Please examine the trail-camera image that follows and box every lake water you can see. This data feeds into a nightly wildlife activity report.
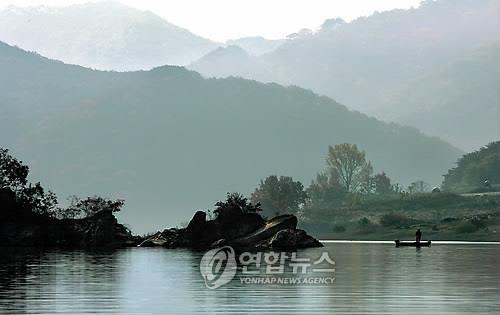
[1,242,499,314]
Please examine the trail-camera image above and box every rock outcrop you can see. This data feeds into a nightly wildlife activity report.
[139,209,322,251]
[0,188,135,248]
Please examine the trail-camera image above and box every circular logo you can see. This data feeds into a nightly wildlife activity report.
[200,246,237,289]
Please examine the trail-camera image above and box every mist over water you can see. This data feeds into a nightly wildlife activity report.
[1,243,499,314]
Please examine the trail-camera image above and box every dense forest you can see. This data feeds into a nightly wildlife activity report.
[443,141,500,193]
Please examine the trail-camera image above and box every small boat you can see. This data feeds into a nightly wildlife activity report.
[394,240,431,247]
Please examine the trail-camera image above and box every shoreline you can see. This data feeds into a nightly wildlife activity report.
[320,240,500,244]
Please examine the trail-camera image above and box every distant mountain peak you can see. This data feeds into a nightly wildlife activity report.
[0,2,218,70]
[211,45,250,57]
[225,37,287,56]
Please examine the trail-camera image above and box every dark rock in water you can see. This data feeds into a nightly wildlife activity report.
[266,228,323,250]
[215,208,265,240]
[139,228,189,248]
[210,238,228,248]
[140,211,321,251]
[186,210,207,231]
[184,211,219,249]
[230,215,298,248]
[60,210,135,247]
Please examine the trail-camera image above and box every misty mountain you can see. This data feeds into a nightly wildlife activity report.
[192,45,268,80]
[190,0,500,150]
[225,36,286,56]
[382,41,500,150]
[0,41,462,233]
[0,1,218,70]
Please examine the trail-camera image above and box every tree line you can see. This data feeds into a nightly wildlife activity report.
[250,143,433,218]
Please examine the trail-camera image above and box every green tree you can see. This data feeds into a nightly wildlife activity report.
[214,192,262,218]
[326,143,369,192]
[0,148,29,192]
[0,148,57,215]
[251,175,308,216]
[60,195,124,219]
[442,141,500,192]
[357,161,374,194]
[373,172,393,195]
[18,182,58,216]
[306,172,345,206]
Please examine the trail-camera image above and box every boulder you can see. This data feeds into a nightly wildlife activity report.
[139,228,187,248]
[184,211,220,249]
[265,228,323,250]
[56,210,135,247]
[230,215,322,250]
[230,214,298,249]
[215,207,265,240]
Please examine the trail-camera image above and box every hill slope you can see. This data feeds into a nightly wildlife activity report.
[0,42,462,233]
[225,37,286,56]
[190,0,500,150]
[0,2,218,70]
[382,42,500,150]
[443,141,500,193]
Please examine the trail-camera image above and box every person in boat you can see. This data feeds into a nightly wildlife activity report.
[416,229,422,243]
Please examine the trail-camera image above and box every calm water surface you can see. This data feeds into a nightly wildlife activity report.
[1,243,499,314]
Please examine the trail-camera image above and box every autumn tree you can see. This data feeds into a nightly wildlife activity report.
[326,143,370,193]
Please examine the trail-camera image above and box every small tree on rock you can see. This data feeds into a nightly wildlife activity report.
[59,195,124,219]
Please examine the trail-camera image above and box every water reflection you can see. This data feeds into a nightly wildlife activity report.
[0,243,499,314]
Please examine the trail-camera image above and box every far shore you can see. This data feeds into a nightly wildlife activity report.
[320,240,500,244]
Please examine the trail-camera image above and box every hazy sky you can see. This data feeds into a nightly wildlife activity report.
[0,0,422,41]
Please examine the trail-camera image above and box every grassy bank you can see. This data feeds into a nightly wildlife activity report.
[301,193,500,241]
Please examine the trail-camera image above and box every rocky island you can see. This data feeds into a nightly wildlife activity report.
[139,193,322,250]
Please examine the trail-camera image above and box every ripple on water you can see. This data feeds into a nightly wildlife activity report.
[0,244,499,314]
